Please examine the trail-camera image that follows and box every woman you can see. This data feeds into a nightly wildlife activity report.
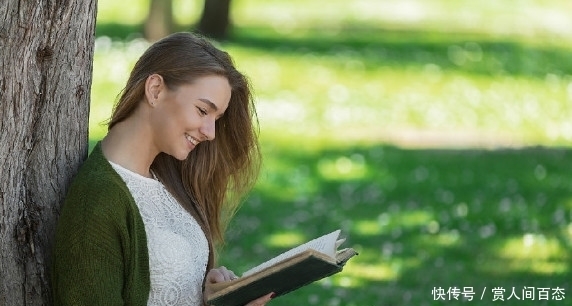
[51,32,273,306]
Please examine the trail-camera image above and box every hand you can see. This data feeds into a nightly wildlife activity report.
[245,292,274,306]
[205,266,239,284]
[204,267,274,305]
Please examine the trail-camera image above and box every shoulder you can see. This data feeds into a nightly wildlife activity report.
[61,142,136,227]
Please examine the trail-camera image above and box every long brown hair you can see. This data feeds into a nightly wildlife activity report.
[108,32,261,270]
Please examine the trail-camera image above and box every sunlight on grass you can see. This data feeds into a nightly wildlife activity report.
[96,0,208,26]
[354,219,382,236]
[97,0,148,24]
[388,210,435,229]
[225,44,572,145]
[89,35,572,146]
[434,230,462,247]
[90,37,147,141]
[565,198,572,209]
[97,0,572,45]
[264,232,306,248]
[485,234,569,275]
[566,223,572,241]
[499,234,567,260]
[415,230,463,249]
[339,261,398,283]
[234,0,572,42]
[172,0,202,25]
[317,155,367,180]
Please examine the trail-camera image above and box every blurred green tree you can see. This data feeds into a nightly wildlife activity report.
[143,0,233,41]
[144,0,174,42]
[197,0,232,39]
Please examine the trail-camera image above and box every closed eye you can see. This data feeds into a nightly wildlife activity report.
[197,106,208,116]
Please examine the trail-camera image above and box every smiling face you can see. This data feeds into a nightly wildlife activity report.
[147,74,231,160]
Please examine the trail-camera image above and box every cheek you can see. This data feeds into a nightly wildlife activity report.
[158,102,184,126]
[180,108,202,128]
[150,108,179,141]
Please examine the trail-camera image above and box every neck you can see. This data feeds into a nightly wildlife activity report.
[101,115,158,179]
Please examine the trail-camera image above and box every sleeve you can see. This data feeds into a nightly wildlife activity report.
[52,189,128,306]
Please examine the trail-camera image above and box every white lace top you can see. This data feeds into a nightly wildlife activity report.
[110,161,209,306]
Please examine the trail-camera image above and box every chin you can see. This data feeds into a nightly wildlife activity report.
[168,149,191,161]
[172,155,186,161]
[175,152,191,161]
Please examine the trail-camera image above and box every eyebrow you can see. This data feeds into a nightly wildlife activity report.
[198,98,218,112]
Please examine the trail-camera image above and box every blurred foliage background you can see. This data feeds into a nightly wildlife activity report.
[92,0,572,305]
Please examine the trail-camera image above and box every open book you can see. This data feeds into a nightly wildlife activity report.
[206,230,358,306]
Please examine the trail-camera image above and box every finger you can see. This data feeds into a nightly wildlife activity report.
[245,292,274,306]
[218,266,234,281]
[230,270,239,280]
[211,266,238,282]
[220,267,239,281]
[205,269,225,284]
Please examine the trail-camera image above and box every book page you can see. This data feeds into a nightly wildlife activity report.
[242,230,341,277]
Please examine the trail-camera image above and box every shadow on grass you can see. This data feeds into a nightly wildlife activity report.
[221,142,572,306]
[228,25,572,79]
[95,22,572,79]
[95,23,145,40]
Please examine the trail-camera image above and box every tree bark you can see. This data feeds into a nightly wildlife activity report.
[197,0,232,40]
[0,0,96,305]
[144,0,174,42]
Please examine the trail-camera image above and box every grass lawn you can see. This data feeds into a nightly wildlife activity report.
[92,0,572,305]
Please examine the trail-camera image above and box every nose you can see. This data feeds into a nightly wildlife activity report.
[200,118,216,141]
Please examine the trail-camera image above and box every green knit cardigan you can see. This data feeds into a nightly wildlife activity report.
[51,142,150,305]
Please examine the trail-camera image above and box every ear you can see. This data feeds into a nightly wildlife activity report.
[144,74,164,107]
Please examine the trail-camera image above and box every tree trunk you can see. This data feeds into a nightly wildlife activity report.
[0,0,96,305]
[144,0,174,42]
[197,0,232,40]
